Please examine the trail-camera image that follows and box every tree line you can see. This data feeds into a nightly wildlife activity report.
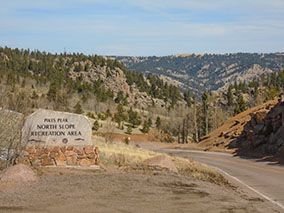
[0,47,186,112]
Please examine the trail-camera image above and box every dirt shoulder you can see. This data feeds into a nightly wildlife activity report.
[0,167,280,213]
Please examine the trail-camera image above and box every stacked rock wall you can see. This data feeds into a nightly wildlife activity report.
[21,145,99,167]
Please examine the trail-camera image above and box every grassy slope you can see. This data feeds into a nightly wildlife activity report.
[92,135,228,185]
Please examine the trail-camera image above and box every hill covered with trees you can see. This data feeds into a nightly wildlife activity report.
[0,47,184,114]
[1,47,284,145]
[114,53,284,94]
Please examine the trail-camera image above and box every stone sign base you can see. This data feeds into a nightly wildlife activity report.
[20,145,99,167]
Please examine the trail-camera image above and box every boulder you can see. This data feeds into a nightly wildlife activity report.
[143,155,178,173]
[0,164,38,183]
[21,109,92,147]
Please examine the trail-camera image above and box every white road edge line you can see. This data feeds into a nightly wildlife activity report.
[211,166,284,211]
[155,148,284,209]
[165,149,233,156]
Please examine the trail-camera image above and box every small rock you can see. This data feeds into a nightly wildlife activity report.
[66,151,77,157]
[27,146,35,154]
[84,146,94,155]
[55,159,67,166]
[67,146,74,151]
[78,158,94,166]
[54,152,66,161]
[42,158,55,166]
[66,156,77,165]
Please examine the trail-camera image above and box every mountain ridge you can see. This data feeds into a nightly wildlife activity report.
[113,53,284,94]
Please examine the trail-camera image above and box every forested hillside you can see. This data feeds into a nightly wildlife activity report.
[0,47,183,114]
[115,53,284,93]
[1,47,284,144]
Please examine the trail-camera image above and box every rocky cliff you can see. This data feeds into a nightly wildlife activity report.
[238,93,284,160]
[199,94,284,162]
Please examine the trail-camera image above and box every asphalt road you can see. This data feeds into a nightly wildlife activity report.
[156,148,284,211]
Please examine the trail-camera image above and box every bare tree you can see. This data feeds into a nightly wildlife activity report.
[104,118,116,143]
[0,108,24,168]
[192,94,199,143]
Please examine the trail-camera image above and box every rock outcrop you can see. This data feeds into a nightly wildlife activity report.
[199,93,284,162]
[238,93,284,159]
[199,99,277,151]
[70,63,166,109]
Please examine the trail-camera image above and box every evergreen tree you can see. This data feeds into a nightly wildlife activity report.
[183,90,192,107]
[141,120,150,134]
[155,116,161,130]
[105,109,112,118]
[226,84,234,107]
[47,81,59,102]
[92,120,99,131]
[234,94,246,115]
[253,85,259,101]
[113,104,126,128]
[74,101,83,114]
[192,94,199,143]
[126,126,132,135]
[127,107,141,128]
[147,118,152,127]
[265,85,278,100]
[200,90,212,137]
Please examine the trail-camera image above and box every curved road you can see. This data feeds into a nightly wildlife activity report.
[149,147,284,211]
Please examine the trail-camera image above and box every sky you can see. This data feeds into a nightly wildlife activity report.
[0,0,284,56]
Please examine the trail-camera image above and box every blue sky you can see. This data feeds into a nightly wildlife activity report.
[1,0,284,56]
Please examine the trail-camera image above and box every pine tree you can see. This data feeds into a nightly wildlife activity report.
[192,94,199,143]
[234,94,246,115]
[114,104,126,128]
[74,101,83,114]
[155,116,161,130]
[147,118,152,127]
[141,120,150,134]
[47,81,59,102]
[227,84,234,107]
[265,85,278,100]
[200,90,212,137]
[183,90,192,107]
[253,85,259,101]
[127,107,141,128]
[92,120,99,131]
[126,126,132,135]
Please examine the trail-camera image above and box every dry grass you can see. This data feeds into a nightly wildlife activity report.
[92,136,159,167]
[92,135,228,185]
[173,157,228,186]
